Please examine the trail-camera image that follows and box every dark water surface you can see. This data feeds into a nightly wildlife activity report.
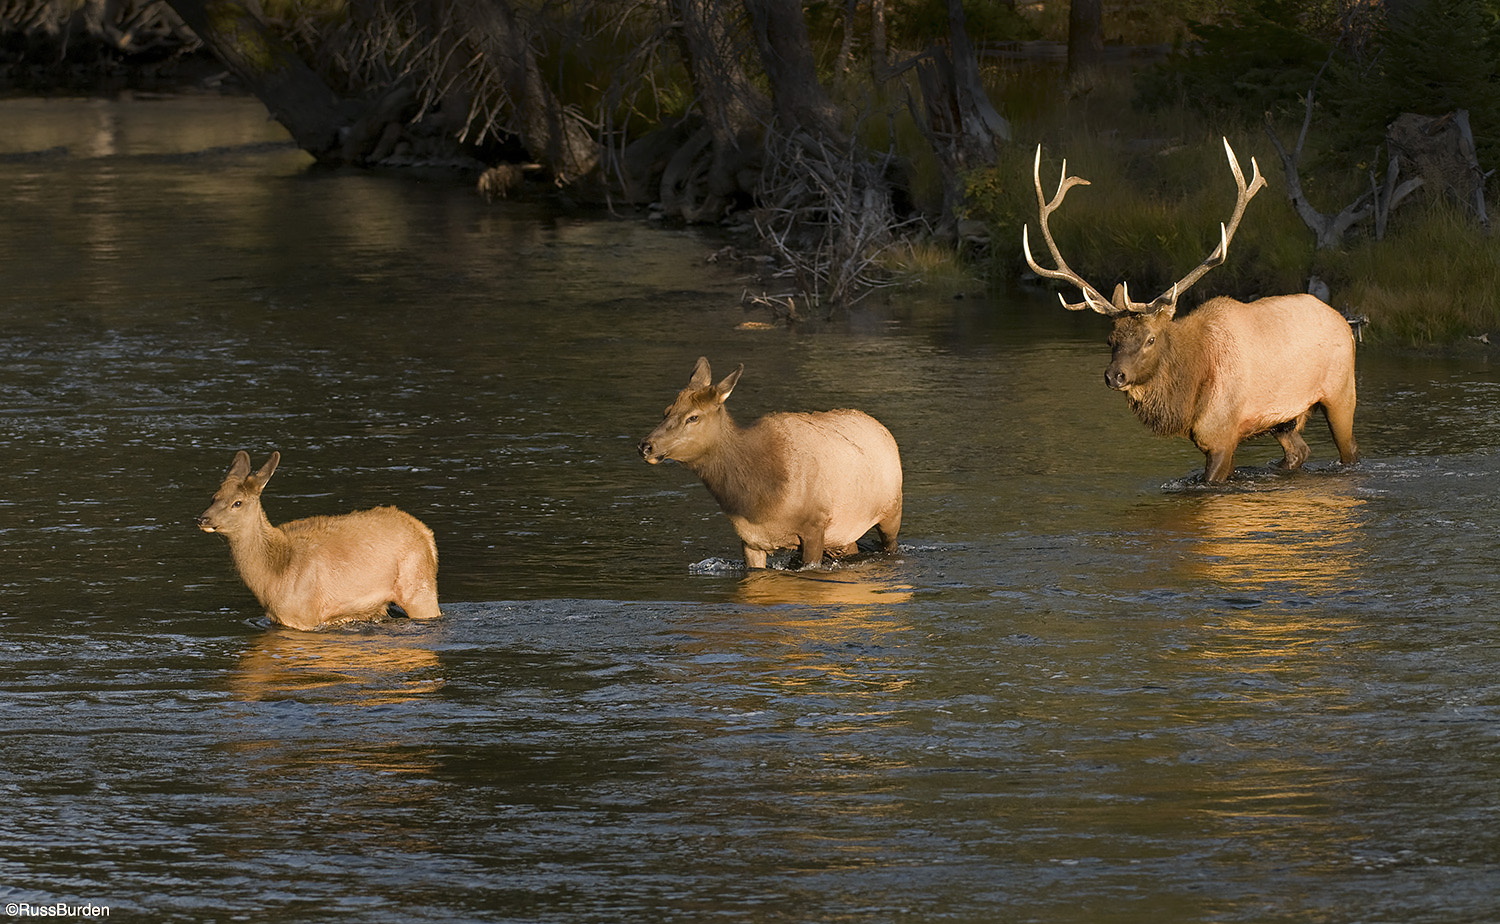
[1,96,1498,923]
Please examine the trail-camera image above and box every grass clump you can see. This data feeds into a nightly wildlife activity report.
[951,55,1497,349]
[1321,203,1500,347]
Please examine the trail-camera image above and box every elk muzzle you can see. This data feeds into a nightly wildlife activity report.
[1104,364,1129,390]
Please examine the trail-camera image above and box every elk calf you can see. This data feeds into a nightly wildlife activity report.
[639,357,903,568]
[1023,138,1359,482]
[198,451,440,630]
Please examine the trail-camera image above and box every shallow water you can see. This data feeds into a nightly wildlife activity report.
[1,95,1498,922]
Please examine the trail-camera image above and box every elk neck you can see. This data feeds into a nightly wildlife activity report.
[1122,324,1203,438]
[685,413,786,519]
[221,507,295,595]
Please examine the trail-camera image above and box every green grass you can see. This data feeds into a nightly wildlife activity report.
[953,62,1500,348]
[1320,202,1500,346]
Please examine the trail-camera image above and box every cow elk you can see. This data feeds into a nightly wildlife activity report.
[1022,138,1359,483]
[638,357,903,568]
[198,451,440,630]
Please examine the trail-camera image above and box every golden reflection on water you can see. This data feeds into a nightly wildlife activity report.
[734,567,915,607]
[229,627,443,705]
[661,567,921,705]
[1167,478,1369,595]
[223,629,444,780]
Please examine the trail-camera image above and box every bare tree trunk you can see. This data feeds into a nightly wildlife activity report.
[1388,109,1489,229]
[1263,64,1422,249]
[910,0,1010,230]
[742,0,839,138]
[836,0,857,82]
[945,0,1009,156]
[869,0,889,81]
[668,0,770,217]
[734,0,906,313]
[1264,109,1374,250]
[445,0,597,181]
[1067,0,1104,79]
[164,0,347,160]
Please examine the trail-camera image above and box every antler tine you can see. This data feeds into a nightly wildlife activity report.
[1022,145,1119,315]
[1146,137,1268,315]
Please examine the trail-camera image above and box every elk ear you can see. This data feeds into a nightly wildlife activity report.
[715,364,743,403]
[252,451,280,487]
[688,356,713,389]
[227,450,252,479]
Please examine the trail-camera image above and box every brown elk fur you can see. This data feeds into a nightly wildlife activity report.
[1105,295,1359,482]
[639,357,903,568]
[1024,139,1360,483]
[198,451,440,630]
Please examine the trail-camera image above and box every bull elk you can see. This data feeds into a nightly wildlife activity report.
[1022,138,1359,483]
[197,451,440,630]
[638,357,903,568]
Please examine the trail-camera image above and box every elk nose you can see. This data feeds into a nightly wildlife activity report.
[637,439,653,458]
[1104,368,1127,389]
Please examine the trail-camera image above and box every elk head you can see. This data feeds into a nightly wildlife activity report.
[638,357,743,465]
[198,450,279,534]
[1022,138,1266,389]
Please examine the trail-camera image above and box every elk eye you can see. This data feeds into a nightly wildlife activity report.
[232,500,242,508]
[1146,336,1156,346]
[685,413,700,424]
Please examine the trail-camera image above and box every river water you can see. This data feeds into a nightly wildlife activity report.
[1,95,1497,923]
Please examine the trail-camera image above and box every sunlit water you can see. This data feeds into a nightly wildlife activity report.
[1,95,1498,923]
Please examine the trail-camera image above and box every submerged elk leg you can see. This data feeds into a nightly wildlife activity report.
[1272,414,1312,470]
[875,504,902,554]
[743,545,769,570]
[796,511,834,568]
[1203,445,1238,483]
[1323,399,1360,465]
[797,531,827,569]
[397,580,441,621]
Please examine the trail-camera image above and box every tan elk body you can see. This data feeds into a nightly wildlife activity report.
[1024,139,1359,482]
[639,357,903,568]
[198,451,440,630]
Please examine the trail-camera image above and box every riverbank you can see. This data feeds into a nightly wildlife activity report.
[4,29,1494,351]
[943,65,1500,352]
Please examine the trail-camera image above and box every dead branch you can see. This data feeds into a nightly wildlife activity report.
[1261,59,1377,250]
[751,125,916,313]
[1369,144,1424,241]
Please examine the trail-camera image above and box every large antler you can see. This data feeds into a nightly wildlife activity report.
[1022,138,1267,317]
[1021,147,1118,315]
[1147,137,1267,316]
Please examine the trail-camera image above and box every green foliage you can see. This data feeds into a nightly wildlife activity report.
[1134,0,1337,119]
[1318,201,1500,346]
[1022,0,1230,46]
[885,0,1040,47]
[1330,0,1500,166]
[1139,0,1500,164]
[261,0,347,22]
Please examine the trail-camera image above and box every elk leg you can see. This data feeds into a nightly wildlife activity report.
[875,504,902,553]
[399,585,441,621]
[1204,446,1237,483]
[395,557,441,620]
[1323,400,1360,464]
[797,532,826,569]
[743,545,768,570]
[1272,417,1311,470]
